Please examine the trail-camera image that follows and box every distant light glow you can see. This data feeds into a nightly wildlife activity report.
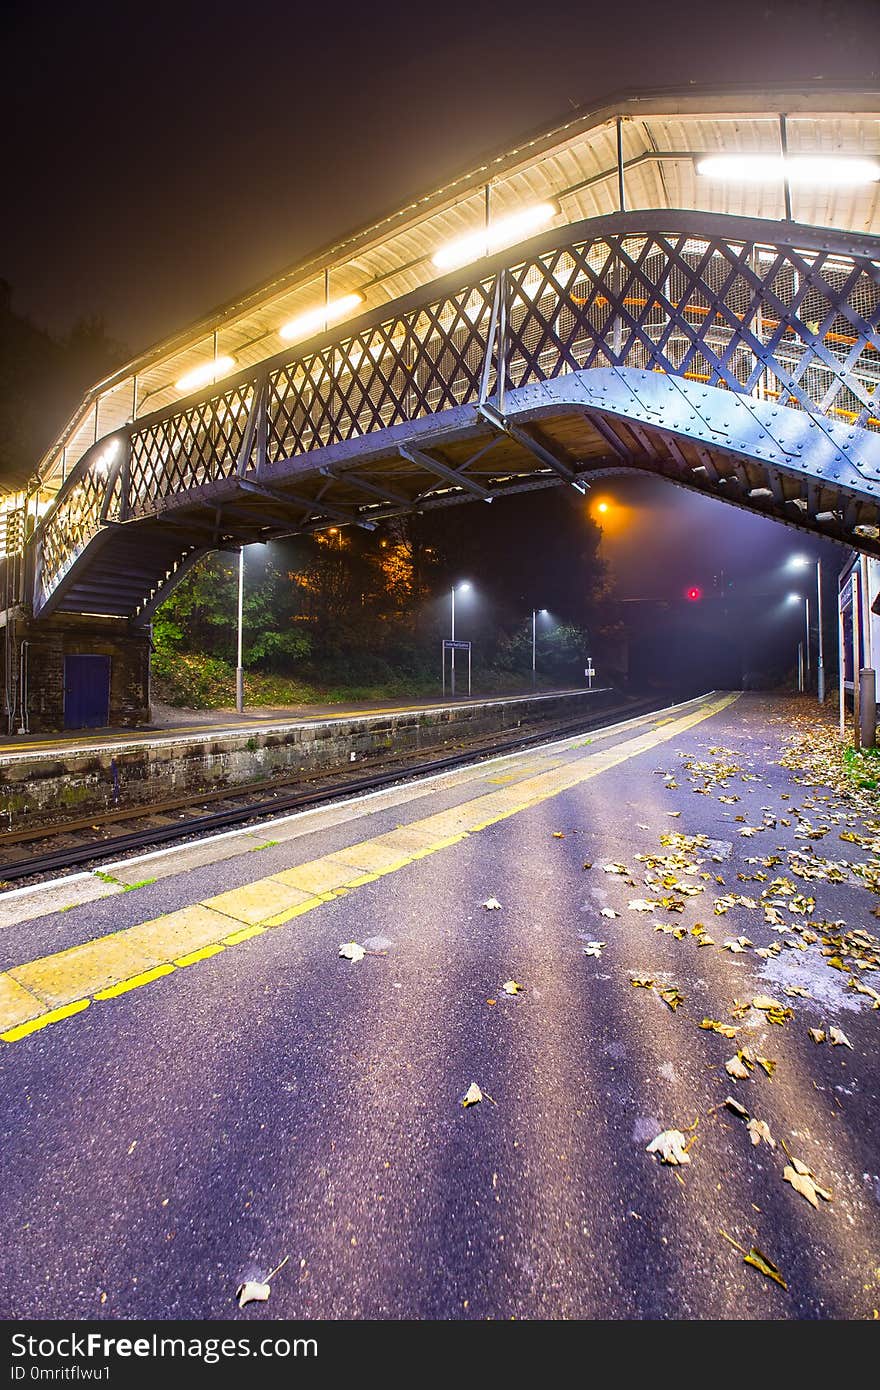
[597,501,609,514]
[696,154,880,187]
[789,554,810,569]
[279,293,363,342]
[175,356,237,392]
[456,581,472,593]
[432,203,557,271]
[92,436,122,475]
[686,586,702,602]
[788,592,804,603]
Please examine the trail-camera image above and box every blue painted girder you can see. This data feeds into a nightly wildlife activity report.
[40,367,880,624]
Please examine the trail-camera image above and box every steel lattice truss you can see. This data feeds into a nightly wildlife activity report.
[30,210,880,620]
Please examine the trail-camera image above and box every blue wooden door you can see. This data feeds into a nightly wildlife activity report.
[64,654,111,729]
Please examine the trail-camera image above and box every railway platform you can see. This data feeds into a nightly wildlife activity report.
[0,686,618,839]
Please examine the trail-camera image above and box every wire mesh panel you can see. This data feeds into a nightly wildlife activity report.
[505,231,880,421]
[38,462,121,599]
[128,383,254,516]
[266,278,498,462]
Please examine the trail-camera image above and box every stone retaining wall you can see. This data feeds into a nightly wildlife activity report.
[0,688,620,830]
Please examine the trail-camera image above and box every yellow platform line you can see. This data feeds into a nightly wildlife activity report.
[0,693,736,1043]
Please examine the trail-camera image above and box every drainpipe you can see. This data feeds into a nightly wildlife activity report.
[18,639,29,735]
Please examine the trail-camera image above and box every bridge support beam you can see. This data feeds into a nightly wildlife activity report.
[1,613,151,735]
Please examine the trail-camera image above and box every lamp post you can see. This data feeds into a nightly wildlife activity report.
[532,608,548,689]
[236,547,245,714]
[790,555,825,703]
[788,592,809,692]
[450,582,471,698]
[805,594,811,677]
[816,559,825,704]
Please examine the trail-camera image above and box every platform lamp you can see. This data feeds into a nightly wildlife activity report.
[235,547,245,715]
[787,593,810,692]
[532,609,548,689]
[450,581,471,698]
[789,555,825,703]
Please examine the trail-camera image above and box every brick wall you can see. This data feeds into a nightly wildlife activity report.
[1,614,151,733]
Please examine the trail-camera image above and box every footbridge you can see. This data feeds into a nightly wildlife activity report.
[1,86,878,728]
[29,208,880,622]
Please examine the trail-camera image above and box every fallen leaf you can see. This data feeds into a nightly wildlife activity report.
[552,832,565,839]
[744,1247,788,1290]
[700,1018,737,1038]
[600,908,619,919]
[725,1054,752,1080]
[829,1027,853,1049]
[339,941,366,962]
[849,979,880,1008]
[783,1163,832,1208]
[646,1129,691,1165]
[236,1255,288,1309]
[628,899,657,912]
[723,1096,750,1119]
[747,1118,776,1148]
[502,980,523,996]
[658,985,684,1011]
[751,995,783,1011]
[582,941,605,957]
[462,1083,483,1108]
[236,1281,270,1308]
[482,897,502,910]
[765,1006,794,1026]
[808,1028,826,1044]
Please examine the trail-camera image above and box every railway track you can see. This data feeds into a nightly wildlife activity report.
[0,695,663,885]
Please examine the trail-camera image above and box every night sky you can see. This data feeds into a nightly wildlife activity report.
[5,0,877,345]
[2,0,877,648]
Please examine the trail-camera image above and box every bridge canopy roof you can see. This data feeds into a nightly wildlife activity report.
[7,83,880,516]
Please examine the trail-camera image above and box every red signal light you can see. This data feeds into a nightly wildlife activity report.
[686,586,702,601]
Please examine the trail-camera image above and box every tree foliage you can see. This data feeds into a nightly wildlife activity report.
[152,487,609,704]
